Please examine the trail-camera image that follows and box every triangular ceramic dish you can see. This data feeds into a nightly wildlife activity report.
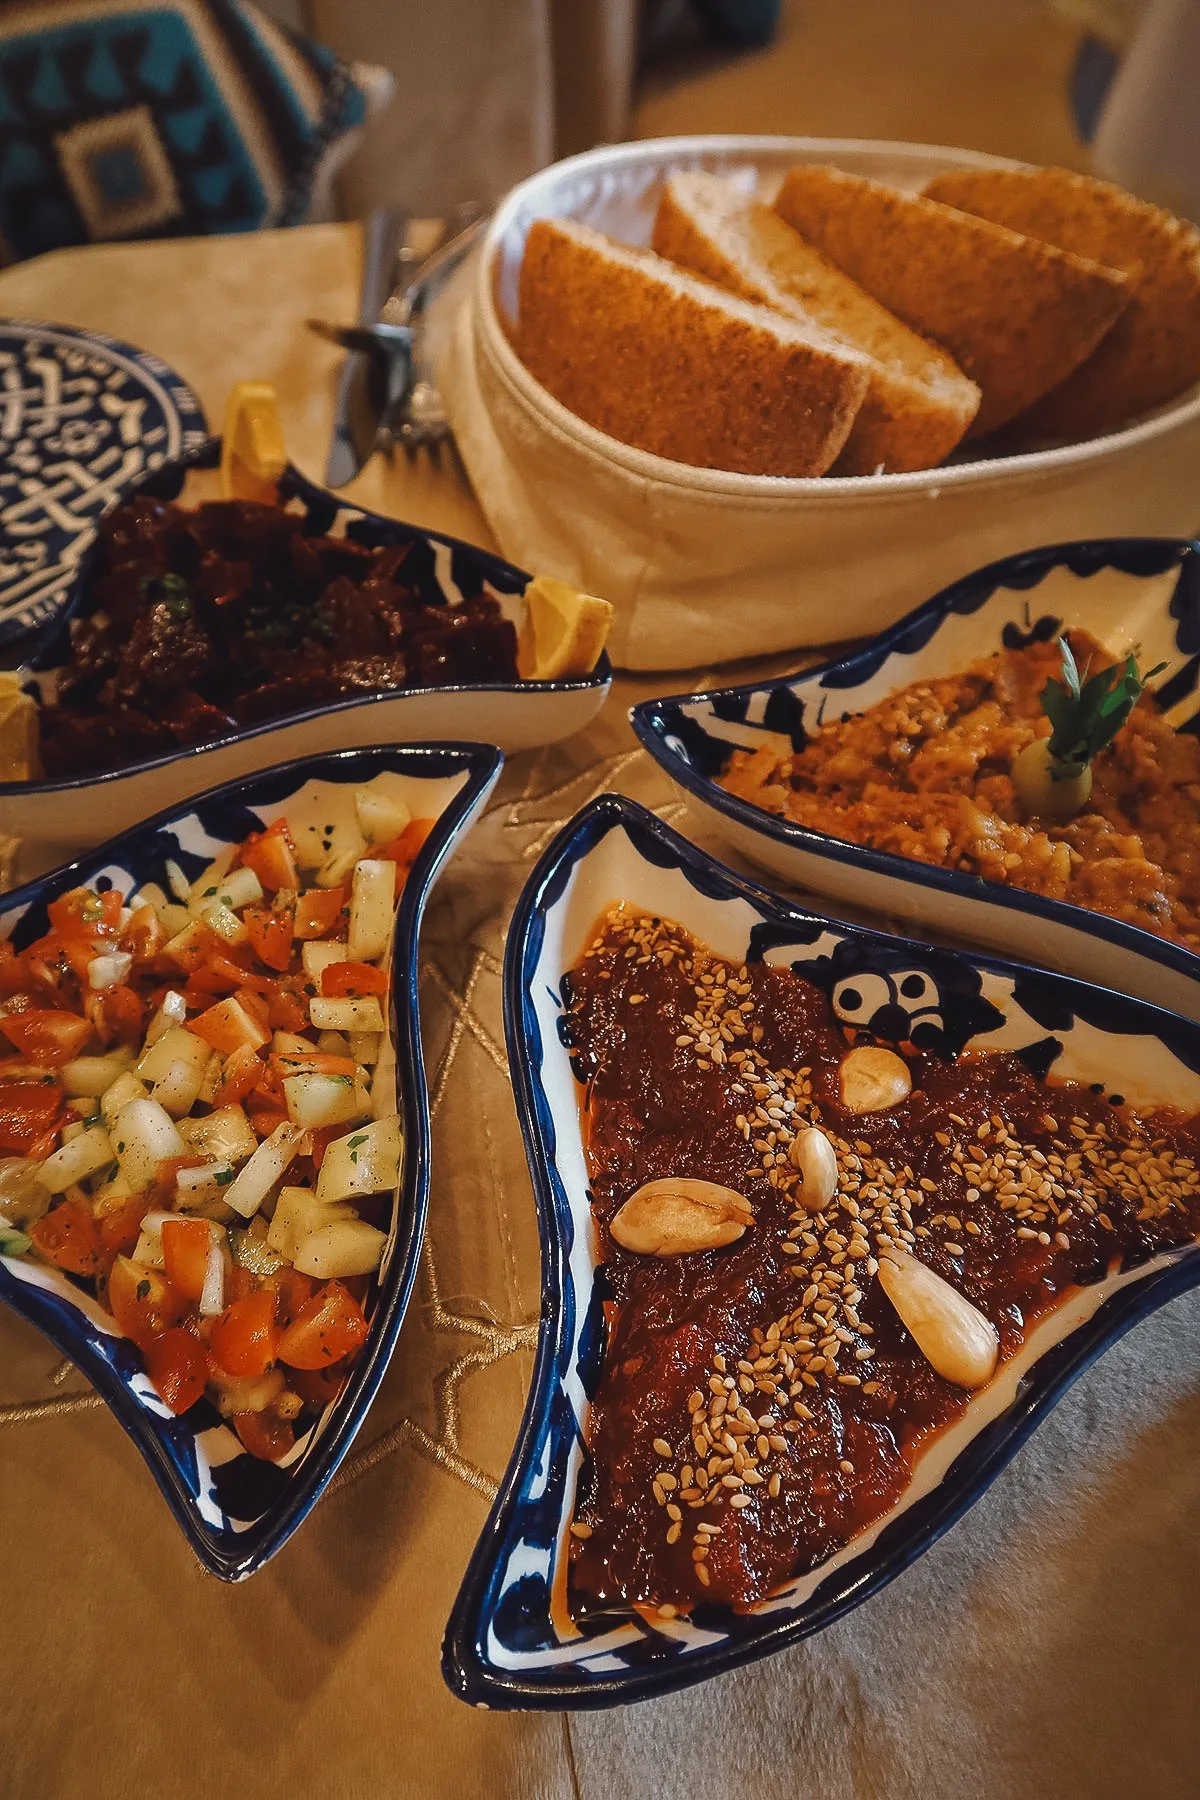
[632,536,1200,1017]
[0,741,502,1578]
[444,794,1200,1707]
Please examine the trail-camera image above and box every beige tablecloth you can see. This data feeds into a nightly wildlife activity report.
[0,226,1197,1800]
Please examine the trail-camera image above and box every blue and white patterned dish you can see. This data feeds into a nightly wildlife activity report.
[0,442,610,874]
[0,318,207,650]
[631,537,1200,1020]
[0,740,503,1580]
[443,794,1200,1707]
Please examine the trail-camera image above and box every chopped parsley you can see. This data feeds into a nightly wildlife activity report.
[136,1279,151,1300]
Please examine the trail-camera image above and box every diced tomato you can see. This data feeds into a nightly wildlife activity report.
[48,887,122,942]
[244,904,293,972]
[25,1125,63,1163]
[161,1217,214,1303]
[190,995,270,1056]
[144,1327,207,1414]
[145,1153,210,1212]
[225,1263,256,1304]
[0,1079,62,1153]
[121,904,165,963]
[238,820,298,893]
[277,1280,368,1369]
[288,1361,348,1409]
[187,945,272,995]
[320,961,387,998]
[265,981,308,1034]
[106,1258,186,1346]
[88,982,144,1047]
[212,1041,265,1108]
[271,1050,357,1080]
[233,1408,294,1462]
[373,818,436,865]
[248,1104,289,1138]
[306,1125,341,1171]
[0,1009,93,1067]
[267,1266,317,1324]
[293,885,347,941]
[29,1198,101,1277]
[96,1196,149,1259]
[209,1287,279,1378]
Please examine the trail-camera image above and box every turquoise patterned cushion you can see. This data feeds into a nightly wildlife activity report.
[0,0,375,260]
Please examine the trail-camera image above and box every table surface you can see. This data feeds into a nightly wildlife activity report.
[0,224,1197,1800]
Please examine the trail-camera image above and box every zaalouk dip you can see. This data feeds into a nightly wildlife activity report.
[560,905,1200,1614]
[720,633,1200,948]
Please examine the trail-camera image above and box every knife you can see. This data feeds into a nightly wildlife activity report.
[324,206,407,489]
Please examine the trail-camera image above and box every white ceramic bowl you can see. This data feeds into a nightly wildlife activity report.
[632,535,1200,1020]
[0,454,610,876]
[435,135,1200,670]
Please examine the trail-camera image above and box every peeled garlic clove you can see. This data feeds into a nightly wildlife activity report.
[839,1045,912,1114]
[610,1178,753,1256]
[789,1127,838,1212]
[876,1245,999,1390]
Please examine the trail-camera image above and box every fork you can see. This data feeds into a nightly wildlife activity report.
[376,213,489,457]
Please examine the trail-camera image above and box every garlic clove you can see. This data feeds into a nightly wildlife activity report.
[788,1126,838,1212]
[839,1044,912,1113]
[876,1245,999,1389]
[610,1177,753,1257]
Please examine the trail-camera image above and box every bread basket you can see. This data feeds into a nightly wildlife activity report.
[430,135,1200,671]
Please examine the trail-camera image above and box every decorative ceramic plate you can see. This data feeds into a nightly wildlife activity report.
[0,443,610,873]
[631,537,1200,1019]
[443,794,1200,1707]
[0,741,502,1579]
[0,319,208,651]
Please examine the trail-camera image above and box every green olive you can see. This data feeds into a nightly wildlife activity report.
[1011,737,1092,820]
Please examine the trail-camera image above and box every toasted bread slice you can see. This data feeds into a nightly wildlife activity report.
[924,165,1200,439]
[652,170,980,474]
[515,216,870,478]
[773,164,1130,437]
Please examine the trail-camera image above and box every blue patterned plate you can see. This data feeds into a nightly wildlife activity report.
[631,537,1200,1020]
[0,740,502,1579]
[0,318,207,649]
[0,442,610,871]
[443,794,1200,1707]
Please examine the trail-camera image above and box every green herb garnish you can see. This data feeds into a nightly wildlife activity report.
[0,1226,31,1257]
[140,571,193,620]
[1040,638,1165,781]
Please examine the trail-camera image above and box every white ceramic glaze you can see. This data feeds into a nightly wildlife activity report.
[633,538,1200,1019]
[444,796,1200,1706]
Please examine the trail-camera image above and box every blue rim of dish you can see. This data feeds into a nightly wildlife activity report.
[630,535,1200,987]
[0,739,503,1580]
[0,438,610,800]
[442,792,1200,1708]
[0,319,208,653]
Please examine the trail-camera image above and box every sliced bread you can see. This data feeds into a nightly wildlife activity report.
[924,165,1200,440]
[773,164,1131,437]
[652,169,980,474]
[515,216,871,478]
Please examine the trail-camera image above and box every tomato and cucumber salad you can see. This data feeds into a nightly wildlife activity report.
[0,792,434,1460]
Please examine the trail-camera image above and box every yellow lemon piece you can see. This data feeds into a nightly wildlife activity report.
[516,575,613,681]
[220,380,287,503]
[0,672,38,780]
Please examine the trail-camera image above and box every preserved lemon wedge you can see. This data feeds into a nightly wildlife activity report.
[516,575,613,681]
[220,380,287,503]
[0,672,38,780]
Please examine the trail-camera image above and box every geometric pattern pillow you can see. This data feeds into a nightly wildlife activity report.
[0,0,387,262]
